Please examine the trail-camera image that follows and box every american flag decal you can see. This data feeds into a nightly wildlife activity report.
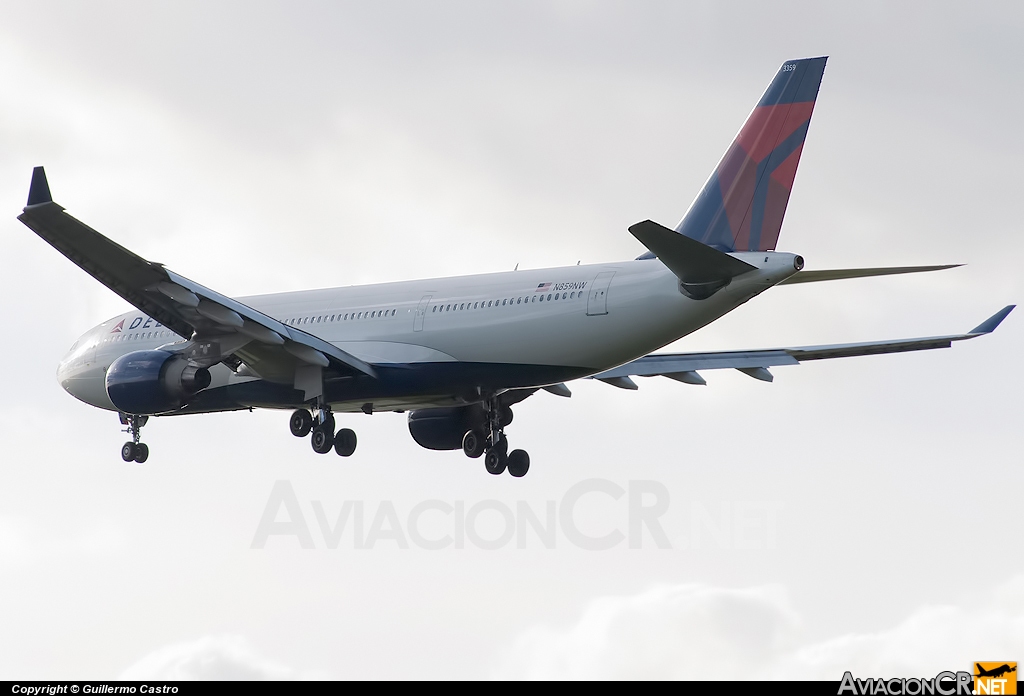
[535,283,552,292]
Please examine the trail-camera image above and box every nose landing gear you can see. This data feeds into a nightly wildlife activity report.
[119,413,150,463]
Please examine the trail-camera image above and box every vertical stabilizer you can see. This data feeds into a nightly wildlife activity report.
[676,57,827,252]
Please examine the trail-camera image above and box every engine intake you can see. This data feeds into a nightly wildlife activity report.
[105,350,212,415]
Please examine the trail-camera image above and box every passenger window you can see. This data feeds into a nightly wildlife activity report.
[547,294,552,301]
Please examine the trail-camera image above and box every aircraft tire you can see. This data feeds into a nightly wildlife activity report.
[311,426,334,454]
[484,448,507,475]
[334,428,357,457]
[121,442,137,462]
[462,430,485,459]
[134,443,150,464]
[497,406,514,428]
[289,409,313,437]
[507,449,530,478]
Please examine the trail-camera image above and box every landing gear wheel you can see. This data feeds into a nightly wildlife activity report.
[311,426,334,454]
[497,406,514,428]
[507,449,530,478]
[289,409,312,437]
[334,428,357,457]
[462,430,485,459]
[121,442,137,462]
[484,448,507,475]
[134,443,150,464]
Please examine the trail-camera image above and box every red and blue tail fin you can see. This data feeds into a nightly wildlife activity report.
[676,57,827,252]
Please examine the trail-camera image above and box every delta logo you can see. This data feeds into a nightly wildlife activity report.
[838,662,1017,696]
[109,319,124,333]
[974,662,1017,695]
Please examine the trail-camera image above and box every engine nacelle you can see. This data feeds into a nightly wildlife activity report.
[407,406,485,451]
[105,350,212,415]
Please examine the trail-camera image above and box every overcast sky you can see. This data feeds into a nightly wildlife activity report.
[1,0,1022,680]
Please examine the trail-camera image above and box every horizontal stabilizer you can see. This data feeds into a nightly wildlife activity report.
[777,265,961,285]
[629,220,757,284]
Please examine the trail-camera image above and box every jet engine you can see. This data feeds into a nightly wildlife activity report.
[407,406,486,450]
[105,350,212,415]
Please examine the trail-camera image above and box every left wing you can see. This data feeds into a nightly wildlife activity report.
[590,306,1015,388]
[17,167,376,388]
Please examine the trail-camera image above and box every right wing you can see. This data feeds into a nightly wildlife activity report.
[590,306,1015,388]
[17,167,376,386]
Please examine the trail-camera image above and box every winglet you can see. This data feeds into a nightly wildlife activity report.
[27,166,52,206]
[969,305,1015,335]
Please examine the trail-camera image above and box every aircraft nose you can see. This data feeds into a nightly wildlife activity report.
[57,337,115,410]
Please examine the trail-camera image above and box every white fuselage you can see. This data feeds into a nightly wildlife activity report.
[57,252,800,413]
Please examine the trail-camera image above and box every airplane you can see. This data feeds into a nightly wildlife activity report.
[975,664,1017,679]
[18,56,1014,477]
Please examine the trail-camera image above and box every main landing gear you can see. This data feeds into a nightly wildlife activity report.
[464,398,530,477]
[289,406,357,457]
[119,413,150,463]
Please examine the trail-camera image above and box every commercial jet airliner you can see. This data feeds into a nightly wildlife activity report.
[18,57,1013,477]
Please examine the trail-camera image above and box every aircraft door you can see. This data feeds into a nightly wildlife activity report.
[586,271,616,316]
[414,294,432,332]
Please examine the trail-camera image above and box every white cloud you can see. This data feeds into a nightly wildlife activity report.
[496,578,1024,680]
[118,635,325,681]
[493,583,801,680]
[774,593,1024,679]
